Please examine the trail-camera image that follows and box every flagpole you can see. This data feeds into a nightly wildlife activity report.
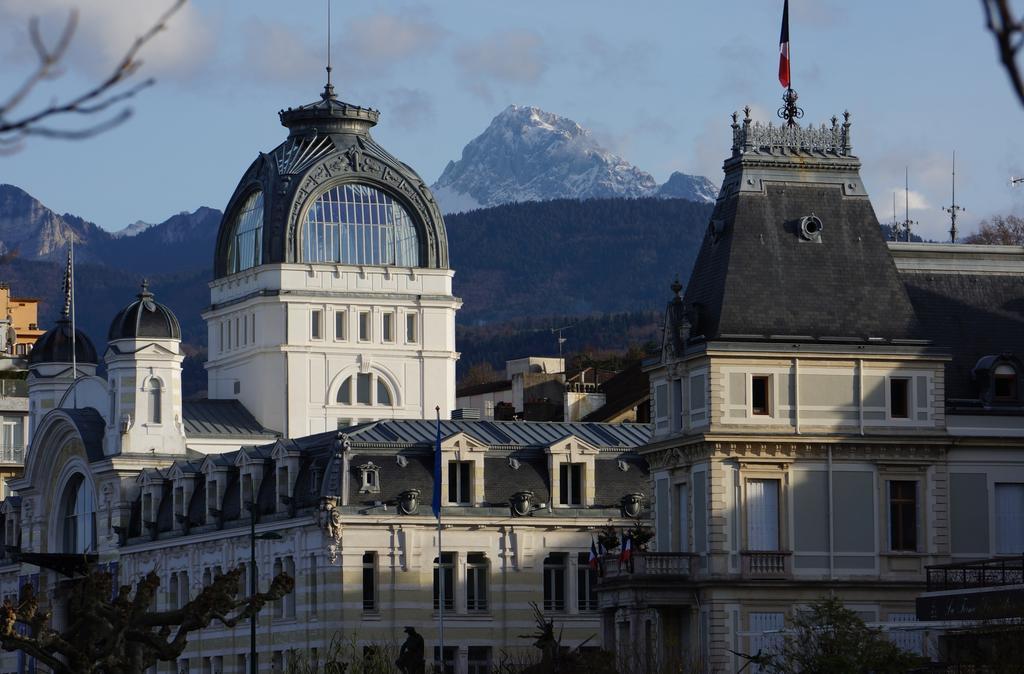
[70,239,77,408]
[433,406,445,671]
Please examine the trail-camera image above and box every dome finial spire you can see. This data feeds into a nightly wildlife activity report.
[322,0,336,101]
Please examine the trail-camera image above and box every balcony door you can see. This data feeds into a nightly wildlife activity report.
[746,479,780,551]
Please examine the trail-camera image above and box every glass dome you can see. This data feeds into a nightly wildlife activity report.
[226,191,264,274]
[301,184,420,266]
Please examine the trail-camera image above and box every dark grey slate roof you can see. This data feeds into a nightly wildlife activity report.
[62,407,106,462]
[902,272,1024,400]
[682,182,920,343]
[129,419,651,544]
[108,283,181,342]
[28,319,98,365]
[183,399,277,440]
[339,418,650,449]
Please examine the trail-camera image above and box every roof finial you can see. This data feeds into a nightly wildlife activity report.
[139,279,152,298]
[322,0,336,101]
[670,276,683,299]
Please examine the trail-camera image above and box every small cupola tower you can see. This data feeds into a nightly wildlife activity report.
[104,282,187,456]
[27,312,98,436]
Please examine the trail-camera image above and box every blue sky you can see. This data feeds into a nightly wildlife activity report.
[1,0,1021,241]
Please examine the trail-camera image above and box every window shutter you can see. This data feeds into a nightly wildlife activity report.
[996,483,1024,553]
[746,479,780,551]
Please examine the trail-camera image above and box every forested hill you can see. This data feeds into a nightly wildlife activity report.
[447,197,714,323]
[0,194,715,392]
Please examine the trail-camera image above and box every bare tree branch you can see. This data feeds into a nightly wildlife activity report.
[0,0,187,150]
[982,0,1024,107]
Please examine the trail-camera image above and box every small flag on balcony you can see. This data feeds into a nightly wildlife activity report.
[778,0,791,88]
[589,538,599,570]
[619,533,633,564]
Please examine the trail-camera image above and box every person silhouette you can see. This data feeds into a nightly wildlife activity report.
[396,626,425,674]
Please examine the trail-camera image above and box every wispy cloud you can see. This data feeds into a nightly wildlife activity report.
[454,30,548,100]
[381,88,436,131]
[0,0,216,82]
[339,11,447,74]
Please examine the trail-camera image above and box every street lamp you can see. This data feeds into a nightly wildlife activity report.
[246,501,282,674]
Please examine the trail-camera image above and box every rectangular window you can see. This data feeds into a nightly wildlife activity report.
[406,313,418,343]
[576,552,598,611]
[752,376,770,415]
[226,320,232,350]
[251,313,256,343]
[335,310,347,340]
[234,317,239,347]
[890,377,910,419]
[273,557,295,619]
[996,483,1024,553]
[382,312,395,342]
[358,311,371,341]
[356,373,371,405]
[433,552,455,611]
[466,552,488,612]
[311,310,322,340]
[433,646,456,674]
[543,553,567,611]
[218,322,224,352]
[243,314,248,344]
[746,479,780,551]
[448,461,472,505]
[308,554,318,617]
[559,463,584,506]
[889,481,918,551]
[362,551,377,611]
[468,647,492,674]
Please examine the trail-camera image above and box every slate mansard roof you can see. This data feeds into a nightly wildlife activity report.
[892,244,1024,403]
[679,111,920,345]
[123,419,651,542]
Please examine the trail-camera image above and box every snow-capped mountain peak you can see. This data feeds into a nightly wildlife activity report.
[431,105,717,213]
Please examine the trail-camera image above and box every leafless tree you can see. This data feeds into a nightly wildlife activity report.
[0,0,186,151]
[0,565,292,674]
[964,213,1024,244]
[982,0,1024,107]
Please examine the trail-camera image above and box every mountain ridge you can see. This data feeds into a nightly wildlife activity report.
[431,105,717,213]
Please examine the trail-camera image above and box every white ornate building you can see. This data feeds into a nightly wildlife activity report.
[0,85,651,674]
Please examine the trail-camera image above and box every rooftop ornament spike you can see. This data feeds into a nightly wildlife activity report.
[670,277,683,300]
[777,88,803,127]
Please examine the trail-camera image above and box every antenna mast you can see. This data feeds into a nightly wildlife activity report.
[902,167,918,242]
[942,151,965,243]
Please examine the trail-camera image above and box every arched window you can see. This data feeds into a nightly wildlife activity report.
[336,374,395,407]
[148,379,162,424]
[226,191,264,274]
[61,474,96,554]
[301,184,420,266]
[376,379,393,406]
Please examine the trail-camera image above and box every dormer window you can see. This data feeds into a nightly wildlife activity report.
[359,462,381,494]
[995,364,1017,401]
[559,463,584,506]
[448,461,472,505]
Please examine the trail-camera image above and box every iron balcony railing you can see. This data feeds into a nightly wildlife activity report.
[0,445,24,465]
[598,552,697,581]
[925,556,1024,592]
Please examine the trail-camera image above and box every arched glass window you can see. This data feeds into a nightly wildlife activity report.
[148,379,162,424]
[301,184,420,266]
[336,374,395,407]
[61,474,96,554]
[227,191,264,274]
[377,379,393,406]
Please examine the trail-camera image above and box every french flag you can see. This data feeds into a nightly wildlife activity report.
[778,0,791,88]
[589,538,599,570]
[619,533,633,564]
